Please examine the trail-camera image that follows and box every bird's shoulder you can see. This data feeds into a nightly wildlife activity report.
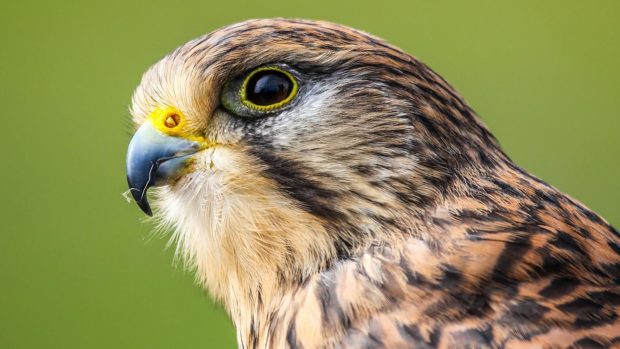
[276,169,620,348]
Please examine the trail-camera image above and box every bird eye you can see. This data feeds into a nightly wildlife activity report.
[240,67,298,111]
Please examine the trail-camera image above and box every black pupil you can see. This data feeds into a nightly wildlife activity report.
[246,70,293,106]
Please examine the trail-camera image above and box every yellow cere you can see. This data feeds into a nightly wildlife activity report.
[148,107,209,145]
[240,66,299,112]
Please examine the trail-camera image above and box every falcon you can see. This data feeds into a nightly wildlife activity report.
[125,19,620,348]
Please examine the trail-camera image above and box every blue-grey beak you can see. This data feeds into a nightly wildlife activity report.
[126,122,201,216]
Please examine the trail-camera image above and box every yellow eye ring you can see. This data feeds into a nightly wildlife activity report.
[240,66,298,112]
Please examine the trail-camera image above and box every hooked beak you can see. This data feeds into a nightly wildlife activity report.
[126,121,201,216]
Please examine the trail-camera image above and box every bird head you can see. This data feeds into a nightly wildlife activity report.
[126,19,506,299]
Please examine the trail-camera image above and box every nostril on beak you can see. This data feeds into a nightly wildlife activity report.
[164,114,180,128]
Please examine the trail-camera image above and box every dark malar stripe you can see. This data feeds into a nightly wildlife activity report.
[247,144,345,222]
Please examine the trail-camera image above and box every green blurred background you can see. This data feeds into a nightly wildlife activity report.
[1,0,618,347]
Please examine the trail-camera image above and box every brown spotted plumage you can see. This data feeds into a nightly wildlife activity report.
[126,19,620,348]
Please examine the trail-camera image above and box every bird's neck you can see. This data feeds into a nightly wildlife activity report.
[194,161,559,345]
[212,224,335,349]
[181,189,339,342]
[204,160,614,348]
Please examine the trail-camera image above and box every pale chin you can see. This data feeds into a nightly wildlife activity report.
[156,146,235,214]
[149,146,259,272]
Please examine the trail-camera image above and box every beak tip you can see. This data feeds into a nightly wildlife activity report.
[140,203,153,217]
[128,184,153,217]
[135,194,153,216]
